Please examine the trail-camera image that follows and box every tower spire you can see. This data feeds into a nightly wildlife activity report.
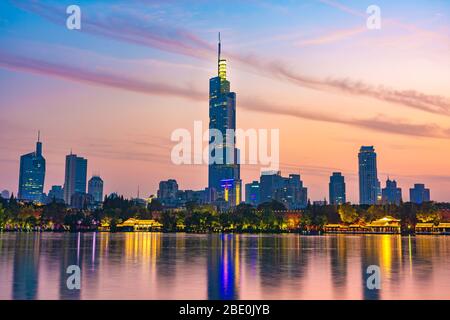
[217,32,227,80]
[37,130,40,143]
[218,32,221,75]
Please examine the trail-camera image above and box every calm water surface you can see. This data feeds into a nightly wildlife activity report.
[0,232,449,300]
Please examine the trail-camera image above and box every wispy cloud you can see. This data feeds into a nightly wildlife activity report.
[296,26,367,46]
[243,58,450,116]
[1,51,449,140]
[9,0,450,117]
[240,98,450,139]
[316,0,365,18]
[316,0,450,43]
[0,51,204,101]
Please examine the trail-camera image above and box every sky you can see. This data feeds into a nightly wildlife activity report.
[0,0,449,203]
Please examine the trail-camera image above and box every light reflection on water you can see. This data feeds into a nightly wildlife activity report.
[0,232,449,300]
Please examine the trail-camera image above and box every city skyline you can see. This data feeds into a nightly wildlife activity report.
[1,0,449,202]
[1,133,437,206]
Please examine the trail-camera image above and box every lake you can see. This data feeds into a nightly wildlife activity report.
[0,232,449,300]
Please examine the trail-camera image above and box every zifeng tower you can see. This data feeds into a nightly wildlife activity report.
[208,34,241,207]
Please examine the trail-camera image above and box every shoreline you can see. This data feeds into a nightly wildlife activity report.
[1,229,449,236]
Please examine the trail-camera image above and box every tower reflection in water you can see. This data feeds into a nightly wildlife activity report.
[12,234,40,300]
[207,234,240,300]
[2,233,449,300]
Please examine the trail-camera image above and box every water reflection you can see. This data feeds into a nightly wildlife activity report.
[12,235,40,300]
[0,233,449,300]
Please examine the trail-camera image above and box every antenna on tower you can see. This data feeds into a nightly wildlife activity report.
[218,32,221,75]
[37,130,40,142]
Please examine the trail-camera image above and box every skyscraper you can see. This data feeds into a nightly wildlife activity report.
[88,176,104,203]
[47,185,64,203]
[18,133,46,202]
[157,179,178,200]
[381,178,402,205]
[260,171,284,203]
[245,181,260,206]
[208,34,241,207]
[63,153,87,205]
[259,171,307,209]
[157,179,179,207]
[409,184,430,204]
[329,172,346,205]
[358,146,379,205]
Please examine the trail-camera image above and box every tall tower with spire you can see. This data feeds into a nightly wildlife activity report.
[208,34,241,207]
[18,132,46,202]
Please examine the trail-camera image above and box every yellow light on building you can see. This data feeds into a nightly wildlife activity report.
[224,187,229,202]
[219,59,227,80]
[236,184,240,204]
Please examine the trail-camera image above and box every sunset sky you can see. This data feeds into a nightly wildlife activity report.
[0,0,449,203]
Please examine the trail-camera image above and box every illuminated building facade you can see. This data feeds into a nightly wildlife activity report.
[358,146,379,205]
[245,181,260,206]
[208,34,241,207]
[329,172,346,205]
[18,133,46,202]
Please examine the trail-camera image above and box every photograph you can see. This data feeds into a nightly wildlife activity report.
[0,0,449,316]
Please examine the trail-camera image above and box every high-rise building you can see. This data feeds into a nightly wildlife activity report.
[358,146,379,205]
[259,171,307,209]
[71,192,94,210]
[47,185,64,203]
[245,181,260,206]
[329,172,346,205]
[409,184,430,204]
[208,34,241,207]
[18,133,46,202]
[157,179,178,200]
[157,179,179,207]
[88,176,104,203]
[1,190,10,199]
[313,200,327,206]
[63,153,87,205]
[382,178,402,205]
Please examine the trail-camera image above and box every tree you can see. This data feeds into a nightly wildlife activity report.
[236,203,259,230]
[161,210,178,232]
[363,205,386,222]
[257,200,286,211]
[148,199,163,212]
[0,203,8,228]
[416,202,440,224]
[338,204,359,224]
[41,200,67,225]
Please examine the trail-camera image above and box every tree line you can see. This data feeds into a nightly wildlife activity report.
[0,194,447,233]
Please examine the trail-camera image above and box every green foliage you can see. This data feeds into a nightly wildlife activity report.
[416,202,440,224]
[0,193,447,234]
[161,210,178,232]
[41,200,67,225]
[338,204,359,224]
[257,200,286,211]
[0,203,8,228]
